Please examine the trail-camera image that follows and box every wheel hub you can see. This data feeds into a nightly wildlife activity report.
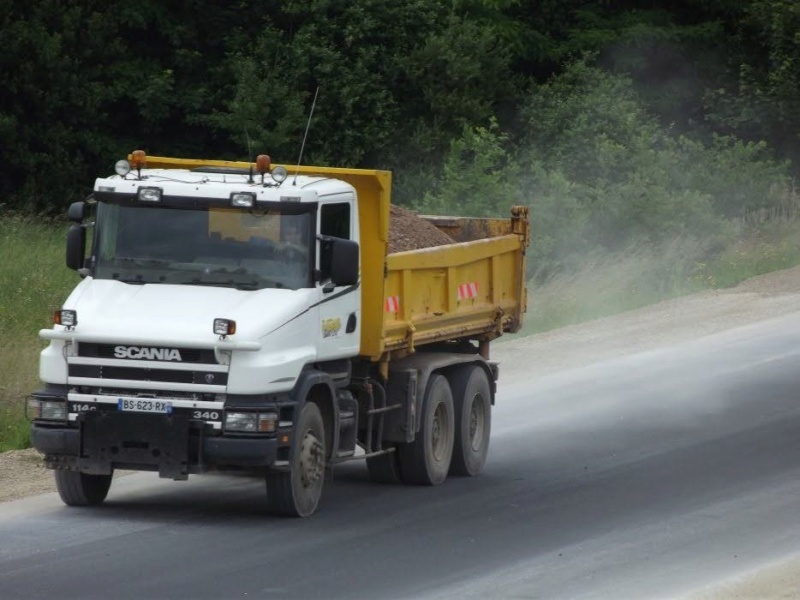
[469,394,485,452]
[432,402,447,461]
[299,430,324,488]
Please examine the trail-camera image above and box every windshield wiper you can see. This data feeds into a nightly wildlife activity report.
[181,277,283,290]
[207,266,249,275]
[181,279,261,290]
[115,257,173,269]
[112,275,148,285]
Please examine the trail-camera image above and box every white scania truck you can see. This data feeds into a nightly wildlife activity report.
[29,151,528,516]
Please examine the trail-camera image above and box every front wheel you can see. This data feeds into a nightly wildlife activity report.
[54,470,113,506]
[398,374,454,485]
[266,402,326,517]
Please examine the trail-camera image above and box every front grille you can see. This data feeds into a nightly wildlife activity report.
[69,364,227,386]
[87,387,207,401]
[78,343,218,365]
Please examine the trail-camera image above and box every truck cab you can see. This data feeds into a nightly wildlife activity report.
[31,153,361,515]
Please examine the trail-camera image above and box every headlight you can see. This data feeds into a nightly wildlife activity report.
[54,309,77,328]
[271,166,288,184]
[213,318,236,336]
[225,411,277,433]
[115,160,131,176]
[230,192,256,208]
[27,397,67,421]
[137,186,162,202]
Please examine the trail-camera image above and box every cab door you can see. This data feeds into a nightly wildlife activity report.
[316,196,360,360]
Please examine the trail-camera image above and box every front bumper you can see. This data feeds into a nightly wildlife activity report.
[31,413,278,479]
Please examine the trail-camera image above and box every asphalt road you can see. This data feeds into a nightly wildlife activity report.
[2,315,800,599]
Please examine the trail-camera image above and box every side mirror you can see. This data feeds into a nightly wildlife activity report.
[329,238,359,287]
[66,225,86,271]
[67,201,86,223]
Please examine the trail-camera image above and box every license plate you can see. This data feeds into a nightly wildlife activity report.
[117,398,173,414]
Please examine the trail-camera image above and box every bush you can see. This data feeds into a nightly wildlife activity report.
[415,119,520,217]
[513,58,789,278]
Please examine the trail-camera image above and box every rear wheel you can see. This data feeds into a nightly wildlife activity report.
[54,470,113,506]
[266,402,326,517]
[398,374,454,485]
[449,365,492,476]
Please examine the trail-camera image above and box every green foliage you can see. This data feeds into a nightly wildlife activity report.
[520,215,800,337]
[0,213,75,334]
[207,3,517,207]
[0,215,75,451]
[2,0,799,213]
[702,0,800,160]
[518,238,710,336]
[416,119,519,217]
[513,60,790,279]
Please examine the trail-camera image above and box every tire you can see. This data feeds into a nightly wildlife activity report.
[266,402,326,517]
[54,470,113,506]
[397,374,454,485]
[366,448,403,484]
[449,365,492,477]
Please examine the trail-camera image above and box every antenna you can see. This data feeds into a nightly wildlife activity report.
[245,127,255,184]
[293,86,320,186]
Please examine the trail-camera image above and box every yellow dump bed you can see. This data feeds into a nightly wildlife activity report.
[378,209,528,359]
[136,155,529,362]
[270,163,530,361]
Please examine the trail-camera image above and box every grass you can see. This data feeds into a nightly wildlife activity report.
[519,220,800,336]
[0,337,50,451]
[3,213,800,450]
[0,214,75,451]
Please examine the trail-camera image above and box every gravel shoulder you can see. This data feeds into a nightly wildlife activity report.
[0,447,56,503]
[5,265,800,596]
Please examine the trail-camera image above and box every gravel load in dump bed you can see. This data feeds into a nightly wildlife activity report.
[388,204,455,253]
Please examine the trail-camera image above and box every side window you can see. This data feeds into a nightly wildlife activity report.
[320,203,350,240]
[319,202,351,282]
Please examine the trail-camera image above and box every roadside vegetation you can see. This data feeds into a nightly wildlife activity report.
[520,220,800,336]
[4,2,800,450]
[0,215,75,451]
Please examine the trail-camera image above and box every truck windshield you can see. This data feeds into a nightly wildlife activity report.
[92,203,313,290]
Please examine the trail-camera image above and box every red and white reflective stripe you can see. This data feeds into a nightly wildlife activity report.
[385,296,400,313]
[457,282,479,300]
